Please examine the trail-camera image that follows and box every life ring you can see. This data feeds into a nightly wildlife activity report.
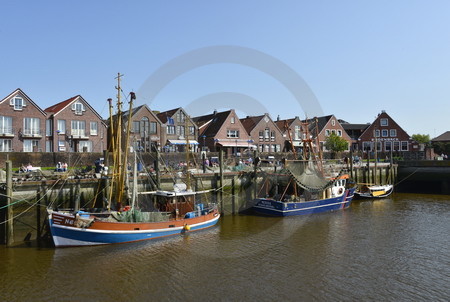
[338,187,344,195]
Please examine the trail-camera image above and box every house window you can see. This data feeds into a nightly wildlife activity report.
[227,130,239,138]
[167,125,175,134]
[376,142,382,151]
[337,130,342,137]
[401,141,408,151]
[188,126,195,135]
[331,119,336,126]
[270,131,275,141]
[140,117,149,137]
[58,140,66,151]
[380,118,388,126]
[23,118,40,136]
[390,129,397,137]
[294,125,300,140]
[385,141,392,151]
[23,139,39,152]
[363,141,372,151]
[79,141,92,152]
[90,122,98,135]
[264,144,270,152]
[382,129,388,137]
[46,119,52,136]
[72,101,85,115]
[331,129,336,135]
[375,129,380,137]
[177,125,185,137]
[264,128,270,140]
[0,116,13,134]
[231,117,235,124]
[325,129,330,136]
[150,122,157,134]
[0,139,12,152]
[259,144,264,152]
[393,141,400,151]
[132,121,140,133]
[177,111,185,123]
[57,120,66,134]
[45,140,52,152]
[259,131,264,141]
[11,97,25,110]
[71,120,86,137]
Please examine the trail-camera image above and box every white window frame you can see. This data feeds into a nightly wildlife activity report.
[0,116,13,134]
[380,118,388,126]
[0,139,12,152]
[11,97,25,110]
[72,101,85,115]
[390,129,397,137]
[23,118,40,136]
[167,125,175,135]
[90,121,98,136]
[382,129,388,137]
[230,116,235,124]
[57,120,66,134]
[71,120,86,137]
[227,130,239,138]
[23,139,39,152]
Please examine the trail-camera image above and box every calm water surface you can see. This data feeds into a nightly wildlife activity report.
[1,193,449,301]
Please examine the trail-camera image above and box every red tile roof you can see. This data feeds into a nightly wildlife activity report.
[44,95,79,113]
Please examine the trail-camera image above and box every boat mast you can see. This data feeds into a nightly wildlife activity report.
[113,73,125,207]
[284,120,297,159]
[374,126,378,185]
[185,113,191,191]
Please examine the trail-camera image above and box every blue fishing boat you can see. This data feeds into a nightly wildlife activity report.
[251,118,356,216]
[253,176,355,216]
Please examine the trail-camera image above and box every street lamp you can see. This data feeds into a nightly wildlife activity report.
[202,135,206,151]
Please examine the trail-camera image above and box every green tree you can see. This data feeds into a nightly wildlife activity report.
[324,133,349,158]
[412,134,431,146]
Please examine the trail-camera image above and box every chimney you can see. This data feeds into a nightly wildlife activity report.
[277,115,280,121]
[213,109,217,115]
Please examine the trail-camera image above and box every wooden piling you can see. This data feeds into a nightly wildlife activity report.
[219,149,224,215]
[6,161,13,246]
[231,177,236,215]
[36,187,41,246]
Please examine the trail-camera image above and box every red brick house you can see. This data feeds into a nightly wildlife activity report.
[358,111,414,155]
[275,116,303,152]
[240,113,284,153]
[122,105,162,152]
[44,95,107,152]
[0,88,47,152]
[305,115,352,153]
[156,107,199,152]
[193,109,253,155]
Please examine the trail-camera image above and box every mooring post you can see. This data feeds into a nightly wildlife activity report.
[231,176,236,215]
[219,148,224,215]
[253,150,258,199]
[155,147,160,190]
[6,161,13,246]
[36,187,41,246]
[202,152,206,174]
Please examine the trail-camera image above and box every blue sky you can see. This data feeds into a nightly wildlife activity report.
[1,0,449,137]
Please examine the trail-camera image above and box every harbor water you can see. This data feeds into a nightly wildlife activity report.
[1,193,449,301]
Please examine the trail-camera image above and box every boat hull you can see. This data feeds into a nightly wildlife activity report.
[49,211,220,247]
[355,184,394,199]
[252,188,355,217]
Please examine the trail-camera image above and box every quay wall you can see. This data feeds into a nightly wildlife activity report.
[397,160,450,194]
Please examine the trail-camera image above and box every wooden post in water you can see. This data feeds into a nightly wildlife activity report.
[253,150,258,199]
[350,148,354,178]
[6,161,13,246]
[219,148,224,215]
[155,147,160,190]
[231,176,236,215]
